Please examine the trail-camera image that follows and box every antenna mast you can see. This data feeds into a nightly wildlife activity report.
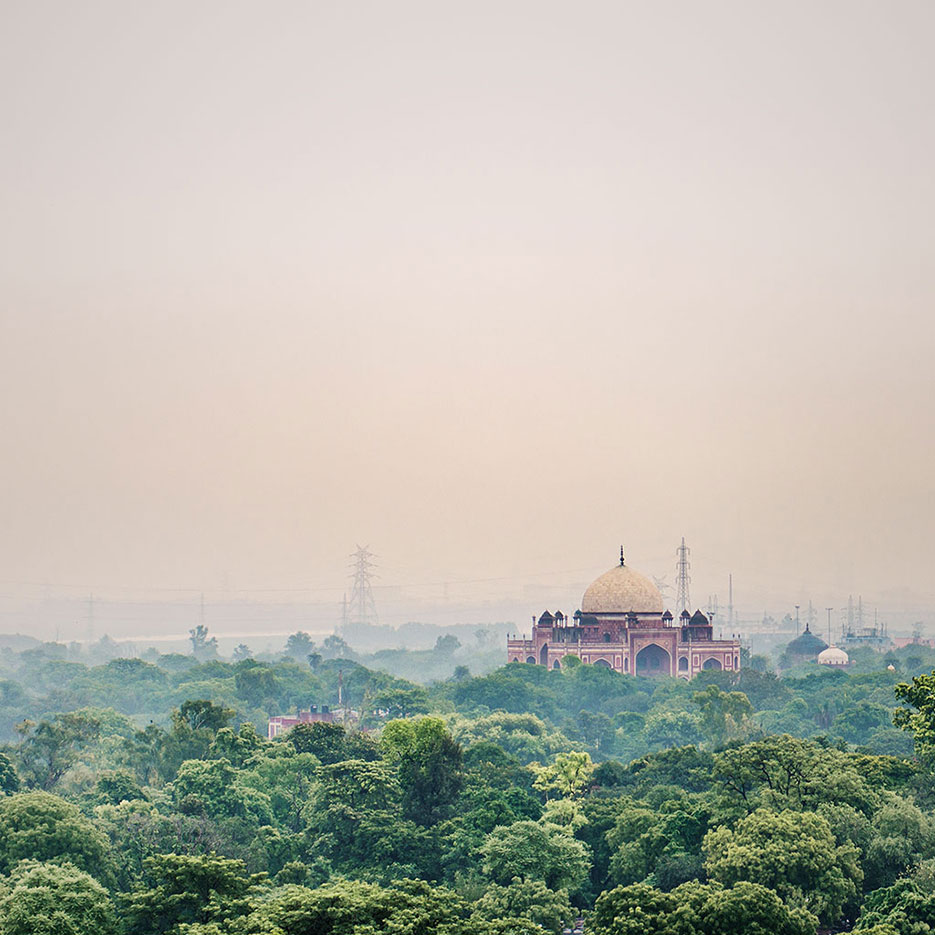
[348,546,379,628]
[728,573,734,629]
[675,537,691,615]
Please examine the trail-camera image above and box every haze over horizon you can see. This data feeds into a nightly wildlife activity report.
[2,2,933,639]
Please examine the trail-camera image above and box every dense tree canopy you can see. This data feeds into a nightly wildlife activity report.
[0,635,933,933]
[0,860,116,935]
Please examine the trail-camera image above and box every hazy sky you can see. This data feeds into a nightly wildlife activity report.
[1,2,933,621]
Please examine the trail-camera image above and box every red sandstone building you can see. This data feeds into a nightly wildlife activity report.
[267,705,335,740]
[507,549,740,679]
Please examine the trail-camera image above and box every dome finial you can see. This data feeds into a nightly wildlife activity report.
[619,545,625,566]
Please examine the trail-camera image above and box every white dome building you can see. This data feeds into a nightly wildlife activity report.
[818,645,849,667]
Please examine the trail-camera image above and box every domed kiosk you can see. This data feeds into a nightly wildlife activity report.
[785,625,828,660]
[818,645,849,668]
[507,547,741,679]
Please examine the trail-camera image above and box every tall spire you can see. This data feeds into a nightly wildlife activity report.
[619,545,625,566]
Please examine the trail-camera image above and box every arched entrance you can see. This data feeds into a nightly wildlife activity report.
[702,657,722,671]
[636,643,671,677]
[540,644,549,666]
[593,658,612,668]
[678,656,688,672]
[552,659,561,669]
[525,656,536,664]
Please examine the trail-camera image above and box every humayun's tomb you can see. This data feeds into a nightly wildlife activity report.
[507,548,741,679]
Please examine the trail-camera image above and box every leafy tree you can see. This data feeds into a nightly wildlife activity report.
[0,678,29,709]
[698,880,817,935]
[381,717,464,824]
[188,625,219,659]
[120,723,180,786]
[472,879,574,934]
[577,709,617,753]
[642,710,703,749]
[862,796,935,891]
[305,758,434,874]
[314,758,400,812]
[122,853,262,935]
[14,711,101,789]
[833,702,894,744]
[450,712,574,765]
[238,751,320,833]
[853,879,935,932]
[480,819,591,891]
[173,699,235,734]
[234,664,282,708]
[232,643,252,662]
[606,797,710,889]
[532,751,594,799]
[590,882,677,935]
[287,721,378,763]
[321,634,354,659]
[284,631,316,661]
[0,750,20,793]
[369,685,430,721]
[246,877,475,935]
[617,745,715,797]
[208,723,265,768]
[0,860,116,935]
[703,807,861,925]
[462,741,537,793]
[171,700,235,762]
[591,880,817,935]
[92,768,145,805]
[895,672,935,763]
[710,735,879,815]
[435,634,461,654]
[169,757,272,824]
[0,791,112,880]
[692,684,754,747]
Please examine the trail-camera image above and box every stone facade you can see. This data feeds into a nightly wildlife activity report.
[507,553,741,680]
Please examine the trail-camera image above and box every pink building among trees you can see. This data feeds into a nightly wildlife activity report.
[507,549,740,679]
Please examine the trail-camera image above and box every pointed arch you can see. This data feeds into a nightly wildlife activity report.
[635,643,671,676]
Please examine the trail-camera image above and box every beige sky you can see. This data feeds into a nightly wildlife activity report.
[1,1,933,624]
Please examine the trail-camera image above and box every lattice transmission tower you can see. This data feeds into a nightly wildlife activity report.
[347,546,379,628]
[675,537,691,615]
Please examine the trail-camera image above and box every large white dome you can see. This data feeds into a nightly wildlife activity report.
[581,557,664,615]
[818,646,849,666]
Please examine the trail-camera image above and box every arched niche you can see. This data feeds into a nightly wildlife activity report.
[635,643,670,677]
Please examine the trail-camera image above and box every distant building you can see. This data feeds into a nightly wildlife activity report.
[817,645,850,667]
[267,705,335,740]
[841,624,891,652]
[507,549,741,679]
[780,624,828,667]
[892,636,935,649]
